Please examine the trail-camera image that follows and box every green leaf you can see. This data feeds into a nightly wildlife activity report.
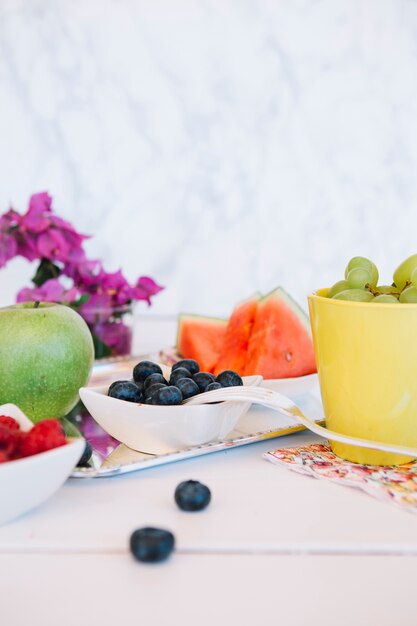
[32,258,61,287]
[71,294,90,309]
[60,416,84,439]
[92,334,112,359]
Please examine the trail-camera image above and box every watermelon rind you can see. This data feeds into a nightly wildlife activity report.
[213,293,260,376]
[259,287,311,334]
[244,286,316,378]
[176,313,227,347]
[176,313,228,372]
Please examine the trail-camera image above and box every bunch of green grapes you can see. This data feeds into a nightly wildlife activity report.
[326,255,417,303]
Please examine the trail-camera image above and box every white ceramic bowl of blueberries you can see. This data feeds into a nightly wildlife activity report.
[80,359,262,454]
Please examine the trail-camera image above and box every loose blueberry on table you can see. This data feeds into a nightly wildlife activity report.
[76,440,93,467]
[130,527,175,563]
[108,360,244,406]
[174,480,211,511]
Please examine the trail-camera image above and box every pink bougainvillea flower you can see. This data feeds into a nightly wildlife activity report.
[0,209,21,267]
[0,208,21,230]
[22,192,53,232]
[94,320,133,356]
[28,191,52,213]
[37,229,72,263]
[64,259,102,288]
[79,293,113,323]
[61,285,79,302]
[100,269,128,292]
[16,232,39,262]
[16,278,79,304]
[97,269,133,306]
[60,231,88,262]
[16,287,37,302]
[0,232,17,268]
[1,192,164,358]
[19,192,89,264]
[50,212,86,236]
[131,276,164,305]
[50,213,89,261]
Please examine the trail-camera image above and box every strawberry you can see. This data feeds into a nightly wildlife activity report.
[0,415,20,431]
[0,424,20,456]
[19,419,66,458]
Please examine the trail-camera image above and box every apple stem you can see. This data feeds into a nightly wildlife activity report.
[34,301,40,309]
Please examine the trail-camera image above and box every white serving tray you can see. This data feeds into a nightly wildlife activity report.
[71,356,323,479]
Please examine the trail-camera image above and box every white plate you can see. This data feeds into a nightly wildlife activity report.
[262,373,319,395]
[90,352,319,394]
[80,374,263,455]
[0,404,84,525]
[156,349,319,395]
[73,369,323,478]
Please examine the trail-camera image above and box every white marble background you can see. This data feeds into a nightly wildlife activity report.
[1,0,417,317]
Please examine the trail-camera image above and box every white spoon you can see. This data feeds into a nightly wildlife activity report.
[184,386,417,460]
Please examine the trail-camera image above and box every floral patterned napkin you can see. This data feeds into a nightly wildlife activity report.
[264,442,417,514]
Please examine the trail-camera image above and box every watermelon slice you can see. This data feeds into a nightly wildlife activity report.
[213,293,260,376]
[243,288,316,379]
[177,314,227,373]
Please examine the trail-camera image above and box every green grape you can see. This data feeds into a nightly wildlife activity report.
[393,254,417,291]
[327,280,349,298]
[344,256,378,287]
[411,267,417,288]
[346,267,372,289]
[332,289,374,302]
[399,286,417,303]
[376,285,400,296]
[372,294,399,304]
[369,262,379,287]
[345,256,372,277]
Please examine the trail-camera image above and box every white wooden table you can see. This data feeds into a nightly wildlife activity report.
[2,317,416,626]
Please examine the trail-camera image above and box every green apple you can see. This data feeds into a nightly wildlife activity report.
[0,302,94,422]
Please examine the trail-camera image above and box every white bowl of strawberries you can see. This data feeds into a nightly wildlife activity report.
[0,404,84,525]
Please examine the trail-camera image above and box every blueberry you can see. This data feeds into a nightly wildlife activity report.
[169,367,192,386]
[193,372,216,392]
[130,527,175,563]
[176,377,200,399]
[77,440,93,467]
[109,381,143,403]
[150,386,183,405]
[131,379,144,392]
[174,480,211,512]
[216,370,243,387]
[144,383,167,404]
[133,361,162,383]
[108,379,131,395]
[144,373,168,390]
[205,382,222,392]
[172,359,200,376]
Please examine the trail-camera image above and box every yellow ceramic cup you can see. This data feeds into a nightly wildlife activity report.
[308,288,417,465]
